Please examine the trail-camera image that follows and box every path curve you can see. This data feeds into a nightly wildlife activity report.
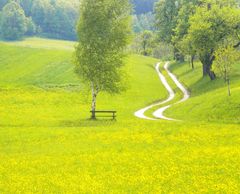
[134,62,174,120]
[153,62,190,121]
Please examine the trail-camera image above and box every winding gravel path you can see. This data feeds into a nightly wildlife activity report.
[153,62,190,121]
[134,62,174,120]
[134,62,190,121]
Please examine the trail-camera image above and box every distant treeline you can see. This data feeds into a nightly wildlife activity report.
[0,0,79,40]
[132,0,158,14]
[0,0,156,41]
[133,12,155,32]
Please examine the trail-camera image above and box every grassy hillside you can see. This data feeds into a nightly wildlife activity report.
[0,37,76,50]
[0,38,240,193]
[0,40,166,125]
[0,44,77,86]
[166,61,240,124]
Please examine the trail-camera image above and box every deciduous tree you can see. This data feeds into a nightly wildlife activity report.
[186,0,240,79]
[155,0,184,61]
[140,30,154,56]
[213,45,239,96]
[75,0,132,119]
[0,1,28,40]
[173,0,199,69]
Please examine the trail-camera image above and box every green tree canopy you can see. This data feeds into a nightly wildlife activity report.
[132,0,157,14]
[186,0,240,79]
[75,0,132,119]
[0,0,150,40]
[155,0,179,44]
[0,1,28,40]
[213,44,240,96]
[173,0,200,68]
[155,0,185,61]
[140,30,155,56]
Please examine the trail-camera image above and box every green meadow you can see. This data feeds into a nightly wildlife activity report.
[0,38,240,193]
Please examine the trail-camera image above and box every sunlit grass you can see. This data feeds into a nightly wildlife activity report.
[0,38,240,193]
[166,61,240,123]
[0,37,76,50]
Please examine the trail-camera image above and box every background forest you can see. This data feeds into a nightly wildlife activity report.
[0,0,157,40]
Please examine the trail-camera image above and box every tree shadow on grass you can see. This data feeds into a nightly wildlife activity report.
[147,63,156,70]
[177,68,195,78]
[189,76,226,97]
[60,118,117,128]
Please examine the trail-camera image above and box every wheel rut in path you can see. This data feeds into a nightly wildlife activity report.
[134,62,190,121]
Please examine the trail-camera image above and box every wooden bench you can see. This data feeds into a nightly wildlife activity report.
[90,110,117,120]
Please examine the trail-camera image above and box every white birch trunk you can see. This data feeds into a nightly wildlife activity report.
[91,83,97,119]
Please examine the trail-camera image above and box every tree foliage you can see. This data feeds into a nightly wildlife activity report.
[213,44,240,96]
[0,0,154,40]
[75,0,132,119]
[155,0,179,44]
[0,1,28,40]
[0,0,79,40]
[140,30,155,56]
[133,12,155,33]
[173,0,199,67]
[155,0,186,61]
[132,0,158,14]
[186,1,240,79]
[31,0,79,40]
[154,0,240,80]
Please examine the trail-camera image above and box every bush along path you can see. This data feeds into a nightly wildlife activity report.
[135,62,190,121]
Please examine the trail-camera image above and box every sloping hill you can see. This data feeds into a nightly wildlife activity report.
[0,38,164,125]
[0,42,77,86]
[2,38,238,124]
[0,38,240,193]
[166,61,240,124]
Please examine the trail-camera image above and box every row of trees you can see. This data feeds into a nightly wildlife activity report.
[133,12,155,33]
[132,0,158,14]
[155,0,240,81]
[0,0,157,41]
[0,1,35,40]
[0,0,79,40]
[131,30,174,60]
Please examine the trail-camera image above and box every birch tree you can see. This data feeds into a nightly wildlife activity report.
[75,0,132,119]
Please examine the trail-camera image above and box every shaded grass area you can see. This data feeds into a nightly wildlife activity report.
[0,38,240,193]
